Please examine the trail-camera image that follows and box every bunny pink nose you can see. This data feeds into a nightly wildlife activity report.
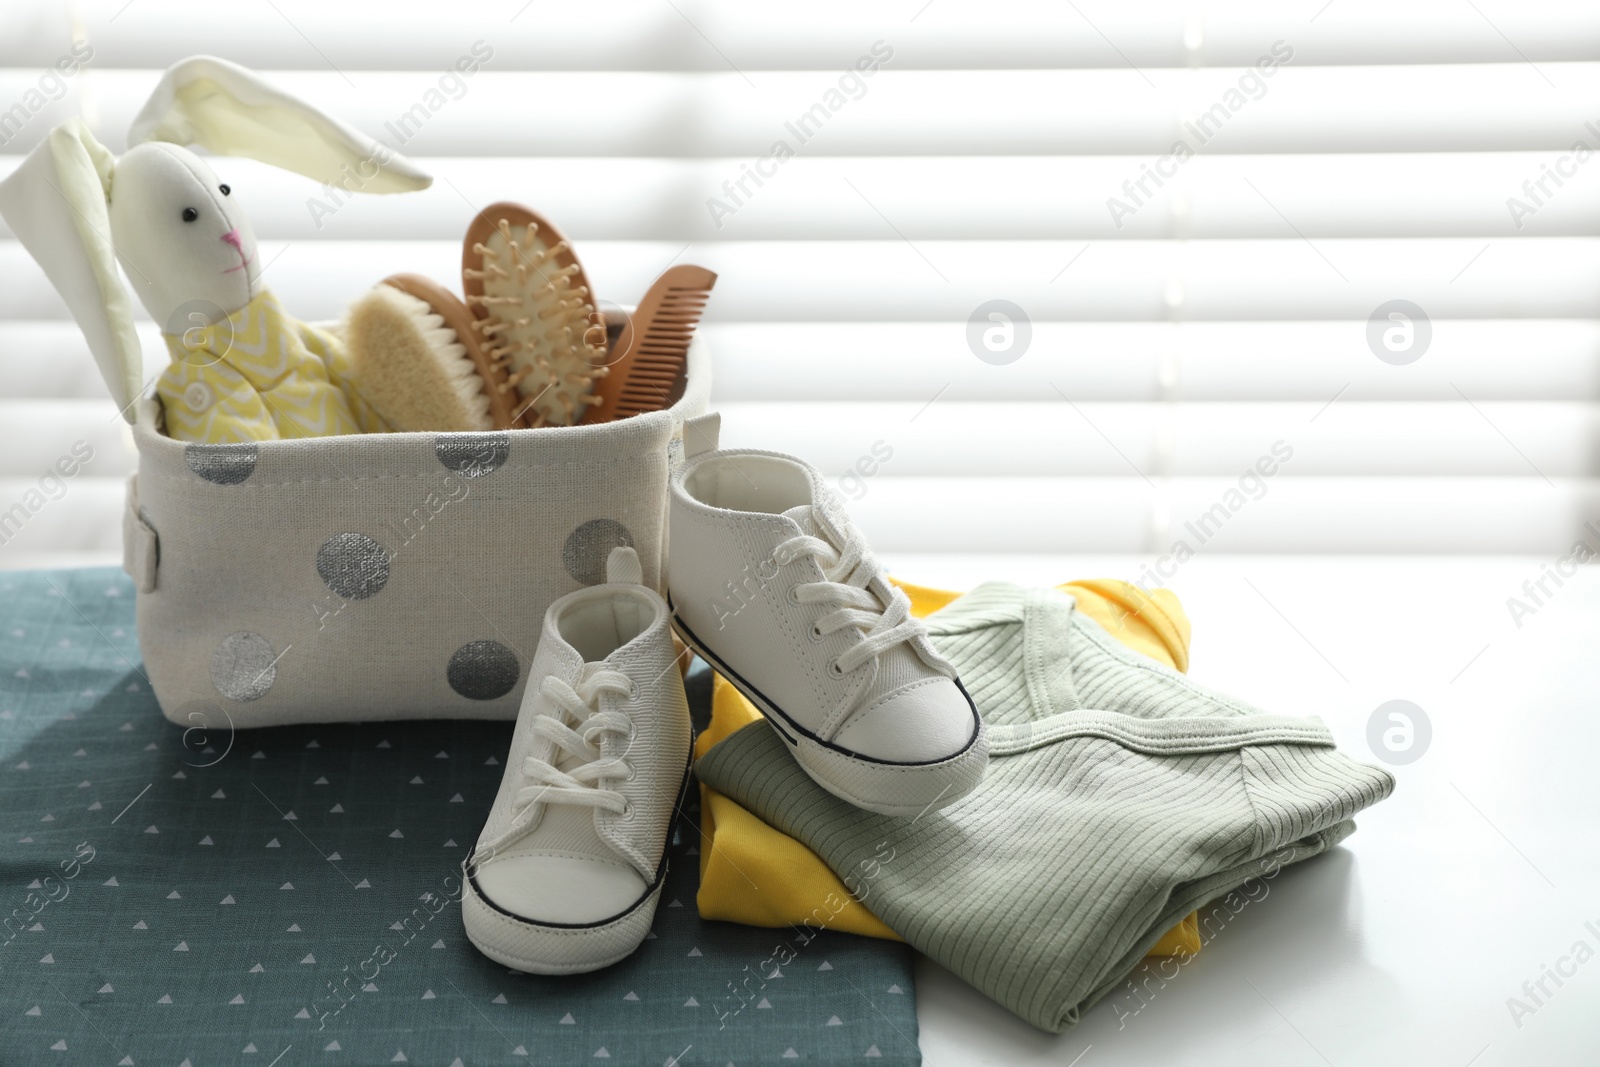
[221,228,244,251]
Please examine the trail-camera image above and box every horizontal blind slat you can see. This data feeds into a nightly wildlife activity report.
[844,476,1593,554]
[4,0,1598,71]
[4,238,1593,323]
[704,320,1600,402]
[2,475,1585,556]
[0,401,133,479]
[0,476,124,554]
[2,399,1593,479]
[6,65,1600,158]
[718,402,1600,479]
[7,320,1597,402]
[3,153,1591,242]
[715,401,1596,477]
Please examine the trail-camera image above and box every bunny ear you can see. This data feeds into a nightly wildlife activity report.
[128,54,431,193]
[0,120,143,423]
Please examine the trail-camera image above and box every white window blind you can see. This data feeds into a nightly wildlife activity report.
[2,0,1597,566]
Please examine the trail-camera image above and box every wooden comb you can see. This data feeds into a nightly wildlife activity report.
[582,265,715,424]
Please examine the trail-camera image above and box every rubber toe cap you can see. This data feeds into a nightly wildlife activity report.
[476,853,647,926]
[832,677,978,763]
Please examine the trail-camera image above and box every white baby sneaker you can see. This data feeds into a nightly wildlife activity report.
[668,420,986,817]
[461,547,692,974]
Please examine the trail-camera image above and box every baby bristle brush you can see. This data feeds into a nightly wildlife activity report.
[582,265,715,424]
[346,274,526,432]
[461,203,609,428]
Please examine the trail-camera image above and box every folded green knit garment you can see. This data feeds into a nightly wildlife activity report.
[696,582,1395,1032]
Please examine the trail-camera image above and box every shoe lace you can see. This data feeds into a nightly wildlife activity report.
[774,517,955,686]
[512,666,635,817]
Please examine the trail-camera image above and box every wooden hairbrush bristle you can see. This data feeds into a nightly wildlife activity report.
[583,265,715,424]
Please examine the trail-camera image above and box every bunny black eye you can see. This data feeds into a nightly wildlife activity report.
[181,207,199,222]
[219,184,231,196]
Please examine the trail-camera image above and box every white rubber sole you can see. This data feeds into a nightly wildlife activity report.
[460,870,663,975]
[671,605,987,817]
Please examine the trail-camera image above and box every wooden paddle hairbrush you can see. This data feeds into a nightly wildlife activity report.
[582,265,715,424]
[461,202,610,428]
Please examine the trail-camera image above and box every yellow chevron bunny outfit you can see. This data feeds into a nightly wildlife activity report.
[157,289,391,443]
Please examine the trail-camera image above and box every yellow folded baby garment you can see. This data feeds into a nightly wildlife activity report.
[696,576,1202,958]
[157,289,391,443]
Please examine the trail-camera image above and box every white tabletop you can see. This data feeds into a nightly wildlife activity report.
[882,555,1599,1067]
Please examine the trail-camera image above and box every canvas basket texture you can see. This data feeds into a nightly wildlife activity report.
[120,334,710,729]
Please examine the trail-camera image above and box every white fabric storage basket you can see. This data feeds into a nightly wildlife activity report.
[121,334,710,729]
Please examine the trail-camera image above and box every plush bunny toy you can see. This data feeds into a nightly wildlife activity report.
[0,55,431,442]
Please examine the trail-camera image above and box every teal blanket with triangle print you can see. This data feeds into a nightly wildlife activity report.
[0,568,918,1066]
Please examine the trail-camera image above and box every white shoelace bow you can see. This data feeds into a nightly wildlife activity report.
[774,513,956,712]
[514,666,634,817]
